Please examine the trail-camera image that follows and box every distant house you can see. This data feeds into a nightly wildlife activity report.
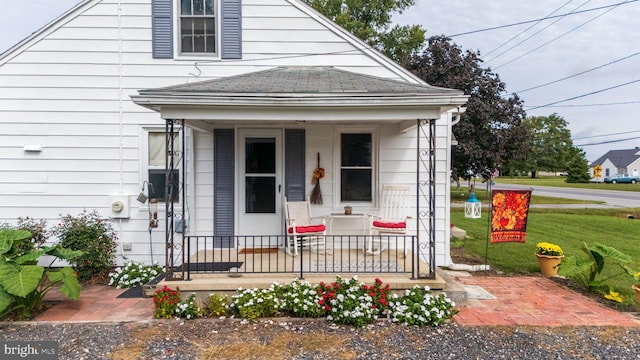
[590,147,640,180]
[0,0,468,281]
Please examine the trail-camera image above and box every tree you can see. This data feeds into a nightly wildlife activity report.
[301,0,425,63]
[406,36,530,181]
[521,113,574,178]
[565,146,591,183]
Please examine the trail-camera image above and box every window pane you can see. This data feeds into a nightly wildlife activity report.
[193,0,204,15]
[149,170,180,202]
[341,134,371,166]
[180,0,192,15]
[341,169,372,202]
[205,0,215,15]
[149,132,180,166]
[245,177,276,213]
[245,138,275,174]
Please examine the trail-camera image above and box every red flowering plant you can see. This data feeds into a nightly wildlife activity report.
[317,276,390,327]
[154,285,181,319]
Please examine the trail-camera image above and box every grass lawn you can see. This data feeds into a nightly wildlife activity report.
[495,175,640,192]
[450,187,604,205]
[450,207,640,310]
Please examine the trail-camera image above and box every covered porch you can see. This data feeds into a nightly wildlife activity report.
[131,66,467,287]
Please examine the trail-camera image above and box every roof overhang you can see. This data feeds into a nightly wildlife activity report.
[130,67,469,129]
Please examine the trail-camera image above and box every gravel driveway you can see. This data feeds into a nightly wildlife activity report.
[1,318,639,359]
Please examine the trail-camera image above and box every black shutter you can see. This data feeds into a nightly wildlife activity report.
[151,0,173,59]
[221,0,242,59]
[214,129,235,246]
[285,129,306,201]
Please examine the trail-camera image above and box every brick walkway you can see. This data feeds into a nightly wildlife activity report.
[453,274,640,326]
[31,276,640,326]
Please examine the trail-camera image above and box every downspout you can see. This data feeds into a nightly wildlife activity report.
[116,0,128,260]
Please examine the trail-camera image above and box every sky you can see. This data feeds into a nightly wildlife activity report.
[1,0,639,161]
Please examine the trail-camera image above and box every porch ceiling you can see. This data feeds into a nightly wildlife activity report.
[131,66,468,123]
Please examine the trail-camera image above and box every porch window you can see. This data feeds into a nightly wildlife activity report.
[340,133,372,202]
[179,0,216,55]
[148,131,180,202]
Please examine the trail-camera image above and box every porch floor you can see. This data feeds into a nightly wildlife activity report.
[153,247,446,295]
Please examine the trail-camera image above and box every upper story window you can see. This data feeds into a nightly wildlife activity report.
[152,0,241,60]
[340,133,373,203]
[179,0,216,55]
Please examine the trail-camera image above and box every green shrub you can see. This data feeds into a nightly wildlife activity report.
[387,285,458,326]
[229,284,285,320]
[52,210,118,281]
[0,217,49,257]
[176,294,202,319]
[109,261,162,288]
[0,229,83,320]
[203,293,228,317]
[281,278,326,318]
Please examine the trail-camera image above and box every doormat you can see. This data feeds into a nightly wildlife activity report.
[239,248,279,254]
[462,285,497,300]
[295,259,404,273]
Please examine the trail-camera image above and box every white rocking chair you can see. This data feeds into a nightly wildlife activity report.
[284,198,330,256]
[368,185,412,256]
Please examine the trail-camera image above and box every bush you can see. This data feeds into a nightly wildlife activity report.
[387,285,458,326]
[203,293,228,317]
[109,261,162,288]
[52,210,118,281]
[176,294,202,319]
[229,284,285,320]
[154,285,181,319]
[317,276,388,327]
[281,279,326,318]
[0,217,49,257]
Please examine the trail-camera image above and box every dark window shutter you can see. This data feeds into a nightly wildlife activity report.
[152,0,173,59]
[285,129,305,201]
[221,0,242,59]
[214,129,235,243]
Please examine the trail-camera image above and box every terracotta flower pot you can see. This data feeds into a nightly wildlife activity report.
[633,284,640,304]
[536,254,563,277]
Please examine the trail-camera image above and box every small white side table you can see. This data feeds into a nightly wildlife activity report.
[327,213,369,235]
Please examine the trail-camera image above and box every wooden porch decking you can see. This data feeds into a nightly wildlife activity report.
[153,248,447,295]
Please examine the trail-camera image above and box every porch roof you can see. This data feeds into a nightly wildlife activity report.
[131,66,468,124]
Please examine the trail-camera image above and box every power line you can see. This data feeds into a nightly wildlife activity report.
[575,135,640,146]
[513,51,640,93]
[543,100,640,107]
[574,129,640,140]
[525,79,640,110]
[448,0,637,37]
[493,1,626,70]
[483,0,575,58]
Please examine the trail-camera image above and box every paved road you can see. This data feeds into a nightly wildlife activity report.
[488,183,640,208]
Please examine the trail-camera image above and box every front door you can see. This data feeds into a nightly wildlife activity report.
[238,129,283,236]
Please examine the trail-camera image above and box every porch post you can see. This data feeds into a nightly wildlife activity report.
[416,118,437,279]
[164,119,185,281]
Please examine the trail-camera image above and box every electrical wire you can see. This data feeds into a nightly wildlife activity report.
[540,100,640,108]
[483,0,575,58]
[575,135,640,146]
[485,0,592,64]
[513,51,640,94]
[448,0,638,37]
[493,1,628,70]
[525,78,640,110]
[574,129,640,140]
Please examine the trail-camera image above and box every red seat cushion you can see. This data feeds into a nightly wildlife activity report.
[373,221,406,229]
[288,224,326,234]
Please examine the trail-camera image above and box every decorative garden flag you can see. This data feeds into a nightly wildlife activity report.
[490,189,532,243]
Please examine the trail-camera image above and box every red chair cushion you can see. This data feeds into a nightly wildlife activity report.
[373,221,406,229]
[288,224,326,234]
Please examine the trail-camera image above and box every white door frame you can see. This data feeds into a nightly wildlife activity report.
[237,129,283,236]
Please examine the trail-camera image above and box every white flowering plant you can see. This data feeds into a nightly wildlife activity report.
[108,260,162,288]
[175,294,202,320]
[387,285,458,326]
[318,276,390,328]
[281,278,326,318]
[228,283,285,320]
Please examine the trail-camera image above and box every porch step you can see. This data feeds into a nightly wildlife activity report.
[151,272,449,299]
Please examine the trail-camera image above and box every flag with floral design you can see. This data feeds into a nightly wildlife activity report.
[490,189,532,243]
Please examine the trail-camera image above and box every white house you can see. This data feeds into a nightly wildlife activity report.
[590,147,640,181]
[0,0,467,280]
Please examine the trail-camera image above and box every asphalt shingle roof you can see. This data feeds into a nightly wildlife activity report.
[139,66,462,97]
[591,148,640,167]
